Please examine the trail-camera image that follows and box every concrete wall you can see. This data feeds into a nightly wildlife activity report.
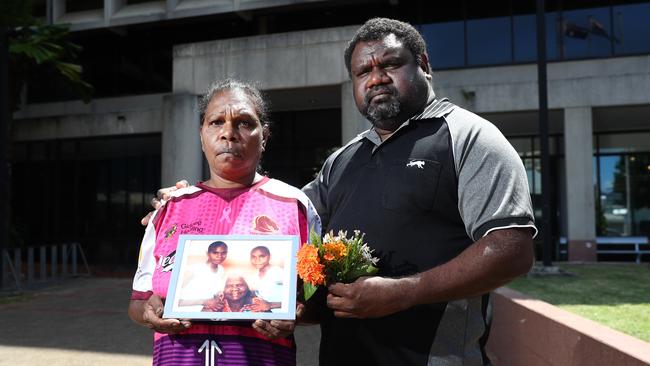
[12,94,164,141]
[172,26,358,94]
[487,287,650,366]
[50,0,329,31]
[435,55,650,113]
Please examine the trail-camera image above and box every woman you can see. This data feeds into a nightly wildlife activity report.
[202,275,266,313]
[128,79,320,366]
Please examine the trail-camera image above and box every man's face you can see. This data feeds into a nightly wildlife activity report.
[207,246,228,266]
[224,277,248,301]
[250,249,270,270]
[350,34,431,132]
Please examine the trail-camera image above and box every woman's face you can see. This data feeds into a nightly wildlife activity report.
[250,249,270,270]
[224,277,249,301]
[200,89,268,184]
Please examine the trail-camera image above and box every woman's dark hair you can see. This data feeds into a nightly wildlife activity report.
[199,78,271,128]
[343,17,430,76]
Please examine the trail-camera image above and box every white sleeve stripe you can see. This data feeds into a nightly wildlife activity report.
[483,224,538,239]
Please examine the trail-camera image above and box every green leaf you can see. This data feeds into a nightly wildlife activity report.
[309,226,322,246]
[303,282,318,301]
[344,265,378,282]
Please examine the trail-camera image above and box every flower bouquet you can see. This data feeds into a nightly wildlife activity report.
[297,229,379,301]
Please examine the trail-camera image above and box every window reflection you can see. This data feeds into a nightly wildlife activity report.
[467,16,511,65]
[561,7,612,59]
[513,15,537,62]
[421,22,465,69]
[594,132,650,237]
[614,3,650,55]
[419,2,650,69]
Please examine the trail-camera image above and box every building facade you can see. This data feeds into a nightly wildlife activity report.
[11,0,650,266]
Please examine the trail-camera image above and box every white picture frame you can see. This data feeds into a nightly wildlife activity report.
[163,234,299,320]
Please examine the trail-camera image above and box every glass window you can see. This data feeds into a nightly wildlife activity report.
[126,0,161,4]
[31,0,46,18]
[597,132,650,154]
[513,12,562,62]
[561,7,612,59]
[598,155,632,236]
[546,12,562,61]
[65,0,102,12]
[613,3,650,55]
[10,135,161,264]
[524,158,536,194]
[421,22,466,69]
[628,154,650,237]
[508,137,533,157]
[513,14,537,62]
[467,16,511,66]
[596,153,650,237]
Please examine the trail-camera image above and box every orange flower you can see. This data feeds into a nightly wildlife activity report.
[323,241,347,260]
[323,253,335,261]
[297,244,325,285]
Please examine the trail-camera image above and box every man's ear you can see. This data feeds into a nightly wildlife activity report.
[419,52,432,79]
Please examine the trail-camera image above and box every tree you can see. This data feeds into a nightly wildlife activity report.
[0,0,91,281]
[1,0,92,111]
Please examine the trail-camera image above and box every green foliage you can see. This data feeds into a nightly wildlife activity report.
[10,24,93,104]
[2,0,92,109]
[303,282,317,302]
[508,263,650,342]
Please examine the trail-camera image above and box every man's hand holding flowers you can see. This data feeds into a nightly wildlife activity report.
[326,276,419,319]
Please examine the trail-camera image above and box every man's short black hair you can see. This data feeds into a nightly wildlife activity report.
[344,18,429,76]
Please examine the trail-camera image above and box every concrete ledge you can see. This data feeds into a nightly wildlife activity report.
[487,287,650,366]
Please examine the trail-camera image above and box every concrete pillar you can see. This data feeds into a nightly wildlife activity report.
[52,0,65,22]
[161,94,203,186]
[563,107,597,261]
[340,81,370,145]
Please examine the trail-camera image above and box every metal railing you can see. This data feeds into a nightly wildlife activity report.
[1,242,91,290]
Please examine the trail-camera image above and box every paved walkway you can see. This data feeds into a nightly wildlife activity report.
[0,277,320,366]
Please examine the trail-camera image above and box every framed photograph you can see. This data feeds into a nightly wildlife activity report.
[163,234,299,320]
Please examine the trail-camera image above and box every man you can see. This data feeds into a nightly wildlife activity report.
[150,17,535,366]
[300,18,536,365]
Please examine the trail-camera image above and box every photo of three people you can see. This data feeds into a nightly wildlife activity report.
[164,235,298,320]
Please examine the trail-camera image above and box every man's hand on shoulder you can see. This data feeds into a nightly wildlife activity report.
[140,179,190,226]
[326,276,415,319]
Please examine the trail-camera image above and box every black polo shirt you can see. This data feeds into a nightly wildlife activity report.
[303,98,536,366]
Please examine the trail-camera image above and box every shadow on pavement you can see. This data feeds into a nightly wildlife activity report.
[0,277,321,365]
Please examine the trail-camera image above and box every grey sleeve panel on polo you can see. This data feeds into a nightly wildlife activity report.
[445,107,536,241]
